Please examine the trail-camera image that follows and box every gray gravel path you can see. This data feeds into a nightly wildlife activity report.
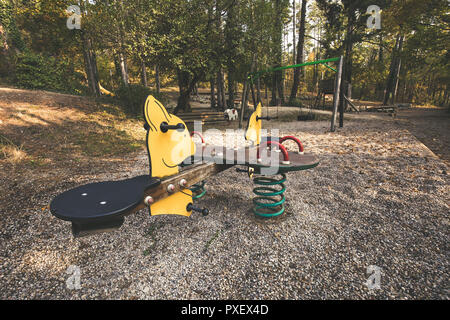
[0,118,448,299]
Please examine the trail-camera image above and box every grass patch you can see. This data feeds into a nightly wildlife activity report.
[203,229,222,253]
[73,126,143,157]
[28,156,48,167]
[0,134,27,164]
[143,222,162,256]
[92,100,130,119]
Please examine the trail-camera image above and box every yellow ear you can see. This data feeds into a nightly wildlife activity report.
[144,96,196,178]
[245,102,262,145]
[144,95,171,131]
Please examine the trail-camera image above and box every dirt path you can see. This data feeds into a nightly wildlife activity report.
[395,107,450,165]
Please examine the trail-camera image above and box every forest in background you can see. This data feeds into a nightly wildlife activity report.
[0,0,448,114]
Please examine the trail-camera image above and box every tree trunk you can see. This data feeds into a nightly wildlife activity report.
[378,34,383,63]
[174,70,198,114]
[274,0,285,104]
[225,2,237,108]
[210,79,216,108]
[113,53,121,85]
[141,60,148,87]
[217,69,226,111]
[239,79,249,129]
[155,64,161,94]
[118,51,129,86]
[312,26,320,93]
[289,0,307,103]
[251,83,257,107]
[227,73,234,108]
[0,24,8,54]
[342,11,354,107]
[193,83,198,97]
[392,58,402,104]
[384,34,404,105]
[270,74,278,106]
[81,31,100,96]
[221,71,226,109]
[384,35,400,104]
[239,56,257,128]
[256,77,262,103]
[216,72,222,109]
[277,71,284,104]
[443,88,448,107]
[292,0,296,64]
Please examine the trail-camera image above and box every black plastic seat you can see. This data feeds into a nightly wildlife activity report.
[50,175,160,223]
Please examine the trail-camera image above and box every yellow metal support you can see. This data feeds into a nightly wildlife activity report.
[150,190,193,217]
[245,102,262,146]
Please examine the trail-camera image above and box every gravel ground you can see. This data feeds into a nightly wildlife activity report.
[0,117,448,300]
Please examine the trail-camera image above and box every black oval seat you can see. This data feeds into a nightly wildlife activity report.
[50,175,160,223]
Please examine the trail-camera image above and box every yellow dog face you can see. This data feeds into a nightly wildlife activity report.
[144,96,196,178]
[245,102,262,146]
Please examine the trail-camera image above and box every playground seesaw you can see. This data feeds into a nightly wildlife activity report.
[50,96,320,237]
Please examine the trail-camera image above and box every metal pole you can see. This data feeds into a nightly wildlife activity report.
[331,56,343,132]
[239,79,248,129]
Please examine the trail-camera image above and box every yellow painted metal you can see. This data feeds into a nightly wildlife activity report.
[144,95,196,178]
[245,102,262,146]
[150,190,193,217]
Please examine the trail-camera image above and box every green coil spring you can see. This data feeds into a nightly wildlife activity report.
[252,173,287,218]
[190,181,206,200]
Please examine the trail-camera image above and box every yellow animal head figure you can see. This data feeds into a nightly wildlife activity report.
[144,96,196,178]
[245,102,262,146]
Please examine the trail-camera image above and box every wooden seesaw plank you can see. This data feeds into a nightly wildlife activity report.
[135,162,232,213]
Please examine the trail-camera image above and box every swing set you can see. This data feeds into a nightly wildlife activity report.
[241,56,344,132]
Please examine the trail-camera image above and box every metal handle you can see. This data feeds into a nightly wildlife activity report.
[160,122,185,133]
[279,135,304,154]
[187,203,209,216]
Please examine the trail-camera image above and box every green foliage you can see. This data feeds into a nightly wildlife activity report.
[0,0,26,51]
[1,0,448,108]
[115,84,167,116]
[15,52,85,94]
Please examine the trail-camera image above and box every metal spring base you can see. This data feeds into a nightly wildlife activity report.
[190,181,206,200]
[252,173,286,218]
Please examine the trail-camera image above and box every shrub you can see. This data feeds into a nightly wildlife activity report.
[15,52,85,94]
[285,98,305,108]
[115,84,168,116]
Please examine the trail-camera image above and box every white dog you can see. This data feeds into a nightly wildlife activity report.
[224,108,238,121]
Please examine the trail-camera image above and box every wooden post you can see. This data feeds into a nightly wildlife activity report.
[331,56,343,132]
